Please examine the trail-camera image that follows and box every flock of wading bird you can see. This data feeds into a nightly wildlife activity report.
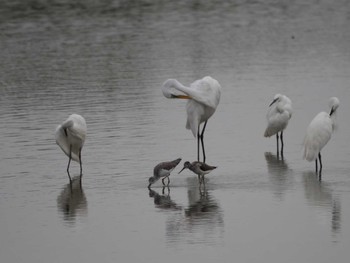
[55,76,340,186]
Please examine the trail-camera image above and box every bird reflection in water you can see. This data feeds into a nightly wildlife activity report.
[302,171,341,236]
[185,179,221,217]
[148,187,181,211]
[164,178,224,245]
[264,152,294,200]
[57,177,87,225]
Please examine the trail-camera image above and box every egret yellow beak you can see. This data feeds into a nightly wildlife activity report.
[171,94,191,99]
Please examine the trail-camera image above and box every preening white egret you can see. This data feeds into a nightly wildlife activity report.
[264,94,292,156]
[161,76,221,163]
[303,97,339,179]
[55,114,87,182]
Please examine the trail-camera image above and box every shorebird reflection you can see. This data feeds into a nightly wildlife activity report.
[148,187,181,210]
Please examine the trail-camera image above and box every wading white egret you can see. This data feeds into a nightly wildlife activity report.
[161,76,221,163]
[303,97,339,179]
[55,114,87,182]
[264,94,292,156]
[178,161,217,184]
[148,158,182,188]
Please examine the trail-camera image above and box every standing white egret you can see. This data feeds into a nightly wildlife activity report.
[303,97,339,179]
[161,76,221,163]
[55,114,87,182]
[264,94,292,156]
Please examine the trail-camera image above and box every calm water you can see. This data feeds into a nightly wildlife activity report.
[1,0,350,262]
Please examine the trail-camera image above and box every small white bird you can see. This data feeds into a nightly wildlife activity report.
[162,76,221,163]
[303,97,340,178]
[148,158,182,188]
[264,94,292,156]
[55,114,87,182]
[178,161,217,184]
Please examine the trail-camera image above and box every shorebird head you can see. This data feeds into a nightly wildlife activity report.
[178,161,191,174]
[148,177,156,188]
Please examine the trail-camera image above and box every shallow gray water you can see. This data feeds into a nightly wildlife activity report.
[1,0,350,262]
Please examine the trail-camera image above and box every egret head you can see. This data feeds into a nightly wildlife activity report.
[161,79,191,99]
[269,94,282,106]
[329,97,340,116]
[178,161,191,174]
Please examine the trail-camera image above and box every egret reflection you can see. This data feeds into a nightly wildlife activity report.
[264,152,294,200]
[302,171,341,236]
[57,178,87,226]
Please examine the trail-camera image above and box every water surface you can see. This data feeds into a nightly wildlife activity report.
[1,1,350,262]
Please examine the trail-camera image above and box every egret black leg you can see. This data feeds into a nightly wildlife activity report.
[280,131,284,157]
[197,127,200,162]
[67,145,72,182]
[280,131,284,155]
[318,152,323,180]
[200,121,208,163]
[315,159,318,173]
[79,148,83,177]
[276,133,279,156]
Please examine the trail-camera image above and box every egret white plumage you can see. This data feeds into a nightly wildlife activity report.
[55,114,87,182]
[178,161,217,184]
[303,97,339,178]
[148,158,182,188]
[161,76,221,163]
[264,94,292,156]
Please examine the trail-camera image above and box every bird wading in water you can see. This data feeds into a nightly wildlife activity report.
[161,76,221,163]
[148,158,182,188]
[264,94,292,157]
[303,97,339,180]
[55,114,87,183]
[178,161,217,184]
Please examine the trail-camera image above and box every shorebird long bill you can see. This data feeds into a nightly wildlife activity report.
[178,167,186,174]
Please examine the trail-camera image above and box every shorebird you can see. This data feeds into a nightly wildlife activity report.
[161,76,221,163]
[148,158,182,188]
[264,94,292,156]
[178,161,217,184]
[55,114,87,182]
[303,97,339,179]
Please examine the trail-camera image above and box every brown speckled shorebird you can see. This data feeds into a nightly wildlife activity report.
[148,158,182,188]
[178,161,217,184]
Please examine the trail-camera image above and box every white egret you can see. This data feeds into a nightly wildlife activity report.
[55,114,87,182]
[303,97,339,179]
[178,161,217,184]
[148,158,182,188]
[161,76,221,163]
[264,94,292,156]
